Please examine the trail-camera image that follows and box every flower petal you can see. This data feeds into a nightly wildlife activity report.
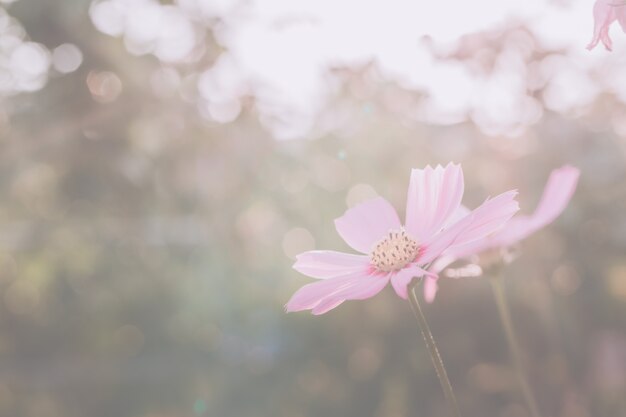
[418,210,477,265]
[445,205,470,228]
[601,24,614,50]
[285,271,389,314]
[311,274,389,315]
[418,190,519,264]
[429,254,459,274]
[423,276,439,303]
[405,163,464,242]
[617,3,626,31]
[293,251,371,279]
[334,197,401,253]
[311,299,345,315]
[447,190,520,248]
[491,165,580,247]
[442,238,492,261]
[525,166,580,232]
[588,0,618,51]
[435,166,579,267]
[390,265,435,299]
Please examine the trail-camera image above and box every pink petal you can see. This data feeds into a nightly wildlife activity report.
[311,299,345,315]
[491,165,580,247]
[436,165,579,267]
[601,24,614,51]
[293,251,371,279]
[390,265,434,299]
[527,166,580,230]
[423,276,439,303]
[443,238,492,261]
[449,190,520,247]
[311,275,388,314]
[285,271,389,314]
[445,205,471,228]
[286,271,367,311]
[334,197,401,253]
[418,210,477,265]
[405,163,464,242]
[429,254,458,274]
[418,190,519,264]
[588,0,618,51]
[617,3,626,31]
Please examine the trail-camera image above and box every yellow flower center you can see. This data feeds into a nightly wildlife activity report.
[370,228,419,272]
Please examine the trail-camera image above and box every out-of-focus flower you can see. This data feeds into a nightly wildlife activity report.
[587,0,626,51]
[285,163,519,315]
[424,165,580,302]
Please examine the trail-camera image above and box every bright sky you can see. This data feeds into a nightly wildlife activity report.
[92,0,623,138]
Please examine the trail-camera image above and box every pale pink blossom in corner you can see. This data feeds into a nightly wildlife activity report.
[423,165,580,303]
[285,163,520,315]
[587,0,626,51]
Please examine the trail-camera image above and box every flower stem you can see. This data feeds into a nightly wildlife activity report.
[490,274,543,417]
[408,280,462,417]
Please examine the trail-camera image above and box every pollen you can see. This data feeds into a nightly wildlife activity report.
[370,228,420,272]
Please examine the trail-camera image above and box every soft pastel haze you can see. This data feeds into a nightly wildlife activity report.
[2,0,626,416]
[207,0,614,137]
[86,0,624,138]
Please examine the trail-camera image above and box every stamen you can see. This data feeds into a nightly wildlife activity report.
[370,228,419,272]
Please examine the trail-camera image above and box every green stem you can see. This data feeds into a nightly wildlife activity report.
[490,275,543,417]
[408,280,462,417]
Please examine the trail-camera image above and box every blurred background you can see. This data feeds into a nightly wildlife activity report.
[0,0,625,416]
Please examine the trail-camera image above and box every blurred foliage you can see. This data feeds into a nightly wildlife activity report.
[0,1,626,417]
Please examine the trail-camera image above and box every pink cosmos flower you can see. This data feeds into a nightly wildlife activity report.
[285,163,520,315]
[587,0,626,51]
[423,165,580,302]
